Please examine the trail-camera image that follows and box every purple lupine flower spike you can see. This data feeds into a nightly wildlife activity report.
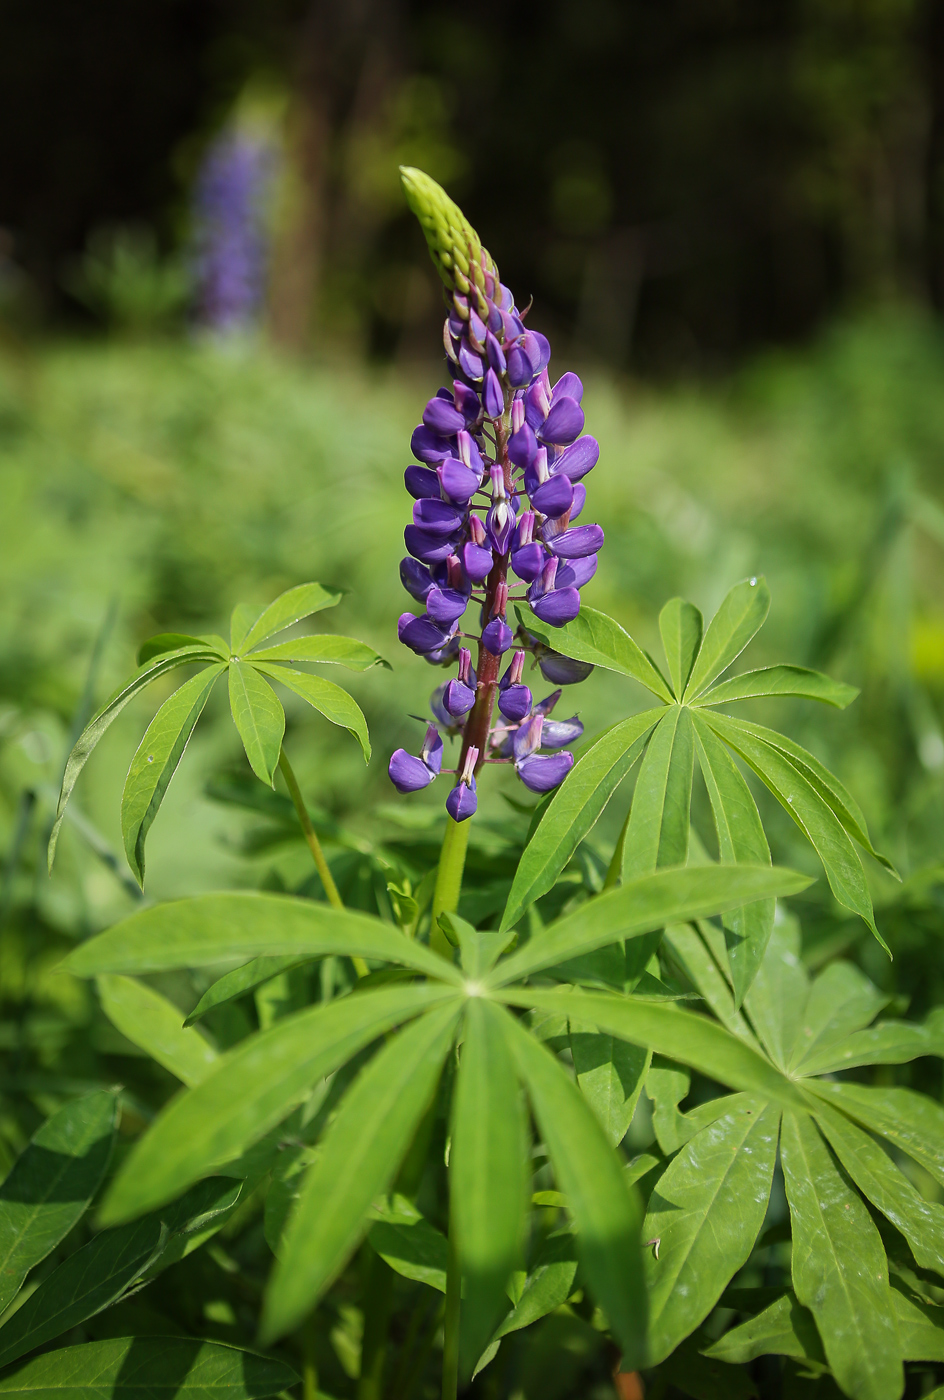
[392,169,602,817]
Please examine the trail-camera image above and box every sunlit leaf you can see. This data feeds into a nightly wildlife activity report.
[494,1232,578,1340]
[524,604,674,701]
[367,1196,447,1293]
[892,1287,944,1361]
[788,960,887,1072]
[262,1000,461,1342]
[704,1291,826,1366]
[137,633,228,666]
[798,1018,944,1076]
[247,634,387,670]
[662,923,761,1048]
[683,577,770,701]
[622,706,693,877]
[238,582,344,652]
[697,664,858,709]
[659,597,703,700]
[96,974,218,1086]
[255,662,370,762]
[184,956,308,1026]
[228,661,284,786]
[806,1081,944,1188]
[780,1110,903,1400]
[646,1060,692,1155]
[742,917,810,1071]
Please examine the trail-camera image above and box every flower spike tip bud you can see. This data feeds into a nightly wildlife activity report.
[400,167,497,309]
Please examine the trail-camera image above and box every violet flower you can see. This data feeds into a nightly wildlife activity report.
[192,128,274,334]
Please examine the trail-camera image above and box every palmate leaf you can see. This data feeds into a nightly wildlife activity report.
[643,1097,780,1365]
[48,644,224,869]
[120,664,225,885]
[254,662,370,762]
[489,864,812,987]
[780,1110,903,1400]
[0,1092,118,1315]
[622,705,693,877]
[501,710,663,933]
[704,1291,827,1367]
[662,923,761,1048]
[659,597,703,700]
[787,960,888,1073]
[693,716,773,1005]
[247,634,387,670]
[699,664,858,709]
[493,1231,578,1342]
[451,999,528,1377]
[798,1017,944,1076]
[228,661,284,786]
[523,604,674,701]
[98,984,458,1225]
[0,1338,297,1400]
[569,1024,650,1147]
[498,1006,647,1366]
[261,999,462,1343]
[683,576,770,701]
[137,632,228,665]
[741,917,810,1070]
[235,581,343,653]
[806,1081,944,1189]
[62,892,461,984]
[96,975,219,1087]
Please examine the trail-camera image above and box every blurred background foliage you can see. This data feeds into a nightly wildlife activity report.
[2,2,944,1393]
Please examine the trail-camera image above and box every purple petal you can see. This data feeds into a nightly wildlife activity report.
[557,554,598,589]
[531,474,574,518]
[506,345,534,389]
[422,724,444,773]
[438,458,480,505]
[539,396,585,446]
[404,465,441,500]
[425,637,461,665]
[484,368,504,419]
[486,500,516,555]
[398,612,456,655]
[570,483,586,520]
[537,652,594,685]
[423,397,466,436]
[454,381,481,423]
[523,330,551,372]
[498,685,532,721]
[458,343,484,381]
[534,689,562,717]
[405,525,457,564]
[525,382,549,431]
[446,778,477,821]
[511,541,547,583]
[513,714,543,761]
[516,751,574,793]
[461,542,494,582]
[411,425,454,463]
[429,683,454,728]
[553,435,599,482]
[482,617,513,655]
[530,588,581,626]
[486,331,507,374]
[400,557,434,601]
[426,587,469,625]
[544,524,604,559]
[388,749,436,793]
[542,716,584,748]
[443,679,476,717]
[552,372,583,404]
[413,498,465,537]
[508,423,538,470]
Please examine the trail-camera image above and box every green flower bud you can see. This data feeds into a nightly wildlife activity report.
[399,167,497,311]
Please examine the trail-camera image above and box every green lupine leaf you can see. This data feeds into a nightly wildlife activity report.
[0,1338,297,1399]
[659,597,703,700]
[498,1006,646,1366]
[99,984,458,1225]
[523,604,674,701]
[646,1060,692,1155]
[742,917,810,1070]
[622,706,694,877]
[788,961,887,1072]
[0,1092,118,1315]
[644,1097,780,1365]
[570,1025,650,1147]
[662,924,761,1049]
[709,712,897,877]
[501,711,663,933]
[683,576,770,701]
[440,913,513,980]
[798,1018,944,1076]
[494,1232,579,1340]
[697,664,858,710]
[48,646,222,869]
[0,1215,165,1369]
[813,1099,944,1278]
[705,711,884,944]
[262,1000,461,1342]
[96,975,218,1086]
[452,999,528,1377]
[120,664,225,885]
[502,987,809,1110]
[184,957,308,1026]
[658,1336,760,1399]
[780,1110,903,1400]
[892,1286,944,1361]
[367,1196,447,1293]
[254,663,370,762]
[62,892,461,984]
[247,634,387,670]
[805,1082,944,1189]
[137,633,228,665]
[693,715,773,1004]
[489,865,812,988]
[704,1292,826,1366]
[237,581,343,653]
[228,661,284,786]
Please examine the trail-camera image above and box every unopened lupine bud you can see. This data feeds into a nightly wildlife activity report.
[443,678,475,717]
[482,616,512,654]
[389,750,436,792]
[538,651,595,685]
[458,647,472,684]
[446,743,479,821]
[516,750,574,792]
[400,167,497,308]
[398,612,457,655]
[499,684,532,721]
[426,587,469,625]
[424,397,465,436]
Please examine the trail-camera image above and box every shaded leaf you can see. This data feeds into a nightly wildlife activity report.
[806,1081,944,1189]
[570,1026,650,1147]
[780,1110,903,1400]
[524,604,673,701]
[441,913,513,981]
[262,1001,460,1342]
[247,634,387,670]
[121,664,224,884]
[367,1197,447,1293]
[0,1092,118,1314]
[646,1061,692,1155]
[228,662,284,786]
[0,1338,297,1399]
[683,577,770,701]
[742,917,810,1070]
[662,923,761,1048]
[255,663,370,762]
[100,984,458,1225]
[698,664,858,710]
[892,1285,944,1361]
[704,1292,826,1366]
[659,597,703,700]
[96,975,218,1086]
[622,706,693,877]
[501,711,663,933]
[494,1232,579,1339]
[644,1098,780,1365]
[239,582,343,652]
[789,961,887,1073]
[137,634,227,666]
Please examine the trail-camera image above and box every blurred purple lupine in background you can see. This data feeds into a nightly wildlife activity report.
[191,126,275,334]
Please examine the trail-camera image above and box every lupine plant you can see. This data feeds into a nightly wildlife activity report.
[2,170,942,1400]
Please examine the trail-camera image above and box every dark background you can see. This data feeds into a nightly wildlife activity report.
[3,0,943,372]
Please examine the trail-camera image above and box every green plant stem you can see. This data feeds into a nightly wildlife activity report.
[603,804,632,891]
[430,816,470,955]
[278,748,368,977]
[441,1229,461,1400]
[357,1251,394,1400]
[302,1316,319,1400]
